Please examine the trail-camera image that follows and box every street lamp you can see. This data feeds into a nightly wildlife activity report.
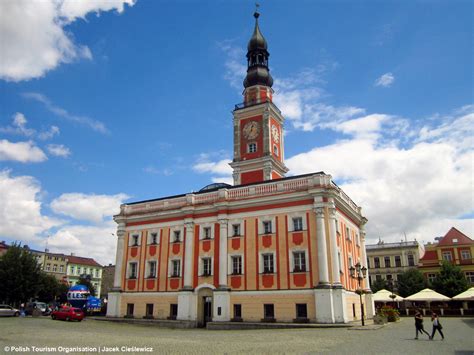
[349,262,367,326]
[388,279,396,305]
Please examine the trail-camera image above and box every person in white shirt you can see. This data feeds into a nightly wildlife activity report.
[430,312,445,340]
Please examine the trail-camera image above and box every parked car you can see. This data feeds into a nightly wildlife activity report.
[51,307,84,322]
[0,304,20,317]
[25,302,51,316]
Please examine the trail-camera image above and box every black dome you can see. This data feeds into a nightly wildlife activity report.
[247,12,268,51]
[199,183,232,192]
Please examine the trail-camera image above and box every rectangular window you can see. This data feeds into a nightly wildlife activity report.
[71,266,75,274]
[169,304,178,320]
[293,251,306,272]
[293,217,303,231]
[296,304,308,319]
[374,257,380,268]
[171,260,180,277]
[46,263,50,271]
[375,274,382,281]
[461,250,471,260]
[367,258,370,268]
[148,261,157,278]
[232,224,241,237]
[95,269,99,277]
[150,232,158,245]
[442,251,452,261]
[53,264,57,272]
[263,254,274,273]
[132,235,139,246]
[202,258,212,276]
[145,304,154,318]
[395,256,401,267]
[465,272,474,284]
[407,254,415,266]
[173,231,181,243]
[129,262,137,279]
[126,303,134,317]
[346,227,351,240]
[264,304,274,319]
[273,145,279,156]
[203,227,211,240]
[59,265,64,273]
[427,273,436,283]
[77,267,81,275]
[232,256,242,275]
[233,304,242,319]
[384,256,391,268]
[386,274,393,281]
[248,143,257,153]
[263,221,272,234]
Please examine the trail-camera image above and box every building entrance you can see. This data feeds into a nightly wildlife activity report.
[203,296,212,326]
[196,287,213,327]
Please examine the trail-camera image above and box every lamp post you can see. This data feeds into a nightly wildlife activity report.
[350,262,367,326]
[388,279,397,306]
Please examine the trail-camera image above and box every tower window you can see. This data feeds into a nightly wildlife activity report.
[248,143,257,153]
[273,145,278,156]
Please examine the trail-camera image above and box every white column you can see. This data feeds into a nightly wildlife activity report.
[183,221,194,290]
[328,205,341,286]
[315,207,330,287]
[113,222,126,289]
[218,218,229,289]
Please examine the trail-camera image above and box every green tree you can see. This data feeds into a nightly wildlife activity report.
[0,243,42,306]
[370,278,387,293]
[37,273,69,302]
[431,261,469,297]
[396,268,427,297]
[77,276,96,296]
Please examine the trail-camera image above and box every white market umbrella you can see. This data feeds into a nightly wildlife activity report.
[452,287,474,301]
[405,288,451,302]
[373,289,405,302]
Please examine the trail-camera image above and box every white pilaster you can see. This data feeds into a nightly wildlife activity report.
[315,207,330,286]
[113,222,126,289]
[177,291,197,321]
[106,292,121,318]
[213,290,231,321]
[328,203,341,286]
[314,288,335,323]
[218,217,229,288]
[183,221,194,289]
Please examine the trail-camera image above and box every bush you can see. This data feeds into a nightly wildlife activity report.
[378,305,400,322]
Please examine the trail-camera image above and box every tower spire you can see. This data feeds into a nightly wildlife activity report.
[243,7,273,88]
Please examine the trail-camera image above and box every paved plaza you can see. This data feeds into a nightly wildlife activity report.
[0,317,473,354]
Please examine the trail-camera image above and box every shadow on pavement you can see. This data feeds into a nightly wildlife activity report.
[461,318,474,328]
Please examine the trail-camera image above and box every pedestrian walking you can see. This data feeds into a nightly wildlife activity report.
[430,312,445,340]
[414,310,430,339]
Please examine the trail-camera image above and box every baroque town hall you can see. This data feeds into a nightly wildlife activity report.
[107,11,373,326]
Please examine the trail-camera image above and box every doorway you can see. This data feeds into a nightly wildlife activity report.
[196,287,213,327]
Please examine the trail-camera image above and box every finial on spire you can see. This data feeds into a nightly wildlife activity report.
[254,3,260,19]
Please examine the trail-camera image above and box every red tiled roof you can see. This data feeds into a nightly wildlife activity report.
[67,255,102,267]
[438,227,473,246]
[420,250,438,261]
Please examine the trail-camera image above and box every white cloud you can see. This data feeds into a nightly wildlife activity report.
[47,144,71,158]
[217,40,247,90]
[48,222,118,265]
[0,0,135,82]
[23,92,108,134]
[0,170,61,241]
[38,126,60,140]
[286,105,473,243]
[193,153,233,184]
[51,192,129,223]
[374,72,395,87]
[143,166,173,176]
[0,140,47,163]
[0,112,35,136]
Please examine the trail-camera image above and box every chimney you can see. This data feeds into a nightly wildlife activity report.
[70,252,75,256]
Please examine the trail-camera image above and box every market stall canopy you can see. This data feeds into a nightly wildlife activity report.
[405,288,451,302]
[373,289,404,302]
[452,287,474,301]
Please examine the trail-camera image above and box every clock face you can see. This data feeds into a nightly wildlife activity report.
[271,124,280,143]
[243,121,259,140]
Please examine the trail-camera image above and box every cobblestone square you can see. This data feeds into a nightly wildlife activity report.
[1,317,473,354]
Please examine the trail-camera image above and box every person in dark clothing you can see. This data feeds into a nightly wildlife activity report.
[414,310,430,339]
[430,312,445,340]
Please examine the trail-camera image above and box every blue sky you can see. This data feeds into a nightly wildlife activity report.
[0,0,472,264]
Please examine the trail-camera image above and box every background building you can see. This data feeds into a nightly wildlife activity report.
[366,239,425,287]
[107,11,372,326]
[65,255,103,296]
[419,227,474,285]
[100,264,115,299]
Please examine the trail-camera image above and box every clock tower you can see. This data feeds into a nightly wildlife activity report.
[230,10,289,185]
